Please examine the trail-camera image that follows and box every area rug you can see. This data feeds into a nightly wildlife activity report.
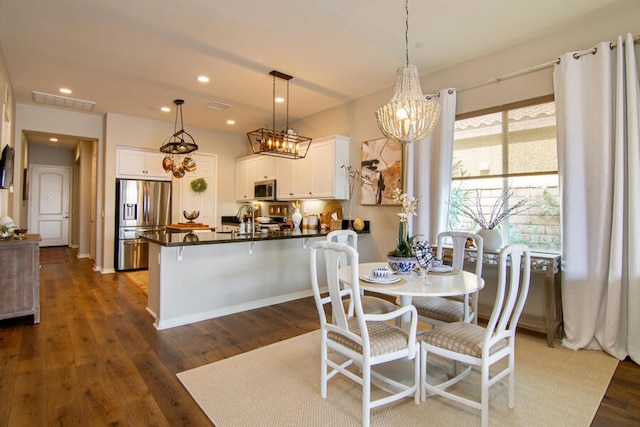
[177,330,618,427]
[123,270,148,295]
[39,247,70,264]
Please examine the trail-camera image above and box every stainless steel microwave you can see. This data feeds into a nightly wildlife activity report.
[254,179,276,201]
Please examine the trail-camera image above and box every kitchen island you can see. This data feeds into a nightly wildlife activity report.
[140,228,368,330]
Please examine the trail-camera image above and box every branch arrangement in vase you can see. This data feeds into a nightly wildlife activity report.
[456,187,529,230]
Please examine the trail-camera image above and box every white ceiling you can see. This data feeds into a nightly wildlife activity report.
[0,0,626,144]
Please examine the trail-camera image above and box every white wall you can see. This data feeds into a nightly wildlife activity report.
[29,144,74,166]
[292,0,640,262]
[0,45,15,219]
[77,140,94,257]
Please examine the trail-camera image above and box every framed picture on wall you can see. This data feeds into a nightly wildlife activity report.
[360,137,403,205]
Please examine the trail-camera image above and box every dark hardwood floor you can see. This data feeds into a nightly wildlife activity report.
[0,247,638,426]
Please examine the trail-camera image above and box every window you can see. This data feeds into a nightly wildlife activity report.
[448,97,560,252]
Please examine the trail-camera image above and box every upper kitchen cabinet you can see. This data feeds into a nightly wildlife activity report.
[255,156,277,181]
[116,147,171,181]
[276,135,350,200]
[172,153,217,227]
[235,156,257,201]
[235,155,279,201]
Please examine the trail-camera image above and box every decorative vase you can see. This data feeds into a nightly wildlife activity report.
[477,228,503,251]
[387,255,417,275]
[292,208,302,228]
[352,217,365,231]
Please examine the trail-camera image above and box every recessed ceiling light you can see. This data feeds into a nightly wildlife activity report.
[275,97,285,103]
[226,120,235,125]
[50,137,58,142]
[197,75,210,83]
[59,88,72,94]
[161,106,171,112]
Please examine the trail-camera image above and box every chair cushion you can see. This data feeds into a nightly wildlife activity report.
[421,322,507,358]
[413,296,464,323]
[328,318,410,357]
[343,296,397,314]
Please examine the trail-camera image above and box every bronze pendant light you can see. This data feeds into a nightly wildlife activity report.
[160,99,198,178]
[247,70,312,159]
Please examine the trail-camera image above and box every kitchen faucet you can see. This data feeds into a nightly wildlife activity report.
[236,204,255,237]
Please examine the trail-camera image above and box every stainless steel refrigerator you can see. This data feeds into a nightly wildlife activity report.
[115,179,171,271]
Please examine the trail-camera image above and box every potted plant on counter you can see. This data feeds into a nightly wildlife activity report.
[0,216,17,239]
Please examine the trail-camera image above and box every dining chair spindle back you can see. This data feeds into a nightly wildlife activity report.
[309,240,421,427]
[419,243,531,427]
[326,230,396,315]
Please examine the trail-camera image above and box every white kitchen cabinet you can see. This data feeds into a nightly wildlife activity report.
[172,153,217,226]
[116,147,171,181]
[235,155,279,201]
[276,135,350,200]
[235,156,258,201]
[255,156,278,181]
[294,153,313,197]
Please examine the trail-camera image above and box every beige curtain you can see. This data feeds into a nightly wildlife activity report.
[413,88,457,242]
[554,33,639,362]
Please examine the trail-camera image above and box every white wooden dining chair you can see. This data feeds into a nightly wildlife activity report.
[327,230,397,315]
[420,244,531,427]
[412,231,484,325]
[309,240,420,427]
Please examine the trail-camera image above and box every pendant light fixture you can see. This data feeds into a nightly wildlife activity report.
[247,70,312,159]
[160,99,198,178]
[375,0,440,144]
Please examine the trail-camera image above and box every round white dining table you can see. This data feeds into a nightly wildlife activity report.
[339,262,485,328]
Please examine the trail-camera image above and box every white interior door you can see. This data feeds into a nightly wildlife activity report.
[29,165,71,247]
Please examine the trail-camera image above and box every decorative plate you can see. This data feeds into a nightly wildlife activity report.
[360,274,401,284]
[429,265,454,273]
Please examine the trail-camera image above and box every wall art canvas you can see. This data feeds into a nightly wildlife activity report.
[360,137,403,205]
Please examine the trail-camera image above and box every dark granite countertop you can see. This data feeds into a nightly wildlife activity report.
[140,228,369,247]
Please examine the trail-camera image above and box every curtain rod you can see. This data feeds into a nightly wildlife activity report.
[457,34,640,94]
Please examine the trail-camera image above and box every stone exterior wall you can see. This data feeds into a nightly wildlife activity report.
[452,185,561,251]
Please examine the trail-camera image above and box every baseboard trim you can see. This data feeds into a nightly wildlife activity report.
[152,290,313,330]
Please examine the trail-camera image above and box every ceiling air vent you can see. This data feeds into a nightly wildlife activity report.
[32,91,96,111]
[206,101,231,111]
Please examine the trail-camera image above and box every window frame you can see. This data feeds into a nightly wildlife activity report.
[449,94,560,253]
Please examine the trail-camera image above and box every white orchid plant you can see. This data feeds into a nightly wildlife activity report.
[388,188,420,257]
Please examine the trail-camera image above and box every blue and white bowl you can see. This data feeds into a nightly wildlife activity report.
[372,267,391,279]
[387,256,417,275]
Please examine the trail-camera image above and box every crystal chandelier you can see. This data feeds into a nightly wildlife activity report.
[160,99,198,178]
[247,70,312,159]
[375,0,440,144]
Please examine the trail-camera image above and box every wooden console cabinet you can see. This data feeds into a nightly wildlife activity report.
[441,247,562,347]
[0,234,41,323]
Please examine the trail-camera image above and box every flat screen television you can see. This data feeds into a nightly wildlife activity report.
[0,144,15,189]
